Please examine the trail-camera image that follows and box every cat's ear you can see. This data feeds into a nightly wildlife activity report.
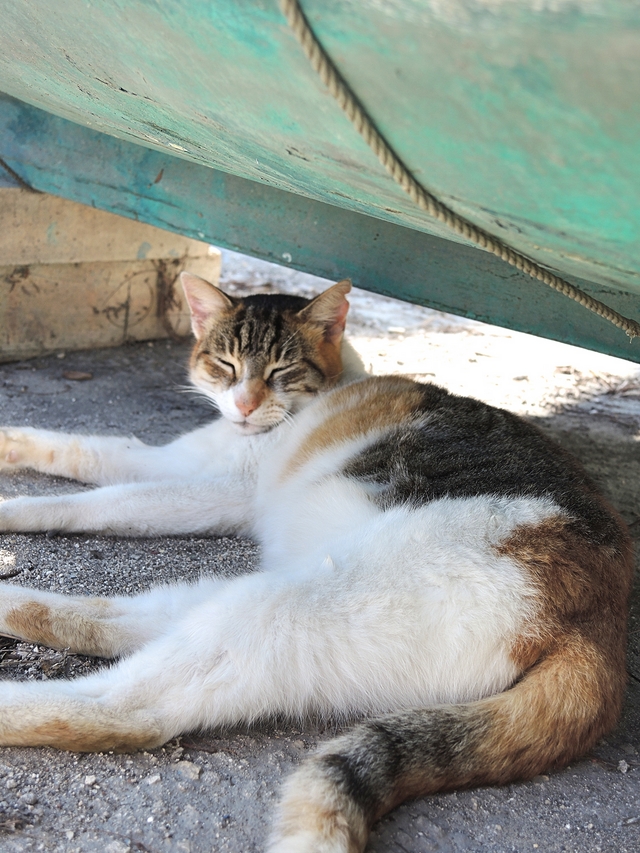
[299,279,351,345]
[180,272,235,339]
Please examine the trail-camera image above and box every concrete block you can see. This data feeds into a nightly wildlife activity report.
[0,189,219,361]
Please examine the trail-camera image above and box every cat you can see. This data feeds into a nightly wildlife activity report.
[0,272,633,853]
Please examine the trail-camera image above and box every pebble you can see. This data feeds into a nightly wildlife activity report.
[84,774,97,786]
[62,370,93,381]
[175,761,201,780]
[5,779,17,789]
[146,774,162,785]
[618,760,629,774]
[104,841,131,853]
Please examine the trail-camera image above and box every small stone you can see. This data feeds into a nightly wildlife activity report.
[84,775,97,786]
[292,740,305,750]
[63,371,93,381]
[104,841,131,853]
[175,761,201,780]
[20,791,37,804]
[145,774,161,785]
[5,779,17,789]
[65,831,75,840]
[618,760,629,774]
[533,775,549,783]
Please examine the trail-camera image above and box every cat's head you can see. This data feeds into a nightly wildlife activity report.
[181,272,352,434]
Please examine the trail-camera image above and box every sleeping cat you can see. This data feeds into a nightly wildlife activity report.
[0,272,633,853]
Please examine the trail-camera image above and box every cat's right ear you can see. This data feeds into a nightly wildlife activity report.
[180,273,235,339]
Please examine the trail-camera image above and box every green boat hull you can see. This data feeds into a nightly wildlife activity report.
[0,1,639,359]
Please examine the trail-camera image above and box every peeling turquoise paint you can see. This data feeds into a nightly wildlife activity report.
[1,94,638,364]
[136,241,152,260]
[0,1,637,355]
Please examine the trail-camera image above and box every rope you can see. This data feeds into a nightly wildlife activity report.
[280,0,640,341]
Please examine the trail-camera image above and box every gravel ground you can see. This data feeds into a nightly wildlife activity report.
[0,248,639,852]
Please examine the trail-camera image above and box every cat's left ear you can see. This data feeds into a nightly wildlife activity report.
[299,279,351,345]
[180,272,235,339]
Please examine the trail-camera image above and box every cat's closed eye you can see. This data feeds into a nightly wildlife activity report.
[214,358,236,378]
[265,364,297,382]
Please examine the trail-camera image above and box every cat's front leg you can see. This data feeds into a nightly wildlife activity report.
[0,476,255,536]
[0,427,160,484]
[0,419,275,485]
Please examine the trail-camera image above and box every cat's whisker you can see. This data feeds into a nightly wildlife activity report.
[175,386,219,407]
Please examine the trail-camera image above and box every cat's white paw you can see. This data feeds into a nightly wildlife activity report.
[0,428,36,470]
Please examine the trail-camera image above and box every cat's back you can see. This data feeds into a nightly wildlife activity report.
[277,373,625,550]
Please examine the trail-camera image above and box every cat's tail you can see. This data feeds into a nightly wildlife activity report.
[269,630,626,853]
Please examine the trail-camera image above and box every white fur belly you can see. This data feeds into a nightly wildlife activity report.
[253,485,557,712]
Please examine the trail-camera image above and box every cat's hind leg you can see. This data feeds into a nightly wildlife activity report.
[0,543,498,752]
[0,593,237,751]
[0,579,221,657]
[0,562,372,753]
[0,674,166,752]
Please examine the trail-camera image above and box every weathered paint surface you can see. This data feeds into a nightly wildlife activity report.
[0,186,221,360]
[0,0,638,296]
[1,94,638,363]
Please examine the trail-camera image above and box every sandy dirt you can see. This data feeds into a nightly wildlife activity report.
[0,248,638,852]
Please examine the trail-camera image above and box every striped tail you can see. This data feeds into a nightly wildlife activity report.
[269,632,626,853]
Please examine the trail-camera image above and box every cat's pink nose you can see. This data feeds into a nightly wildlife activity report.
[234,380,266,418]
[236,397,259,418]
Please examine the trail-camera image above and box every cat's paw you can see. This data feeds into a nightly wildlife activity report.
[0,428,37,470]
